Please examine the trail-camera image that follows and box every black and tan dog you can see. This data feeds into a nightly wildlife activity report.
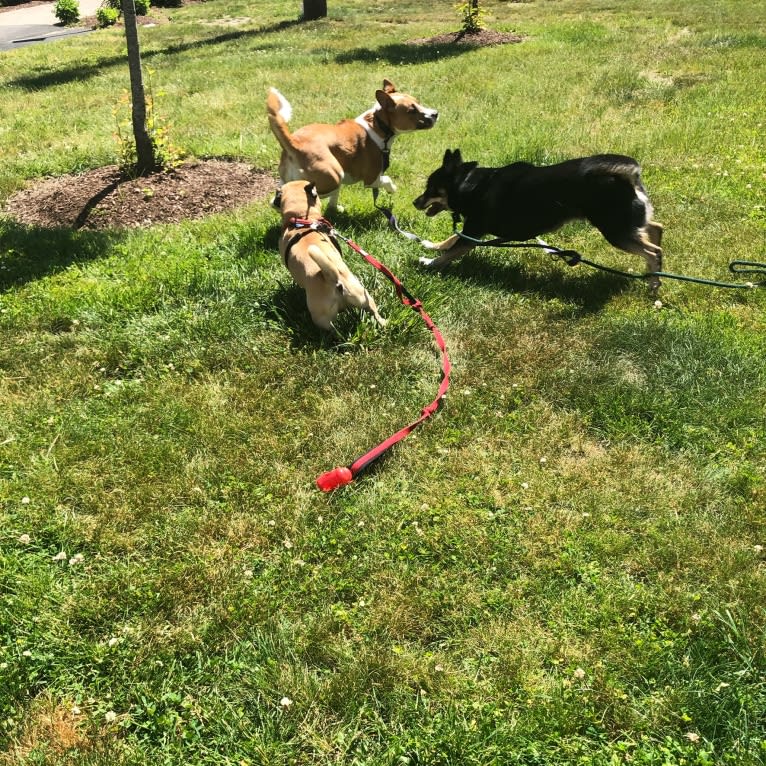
[268,79,438,211]
[277,180,386,332]
[414,149,664,292]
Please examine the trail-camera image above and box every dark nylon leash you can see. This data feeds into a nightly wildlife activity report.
[372,196,766,290]
[286,217,451,492]
[453,229,766,290]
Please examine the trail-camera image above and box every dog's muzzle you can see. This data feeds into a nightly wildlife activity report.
[413,193,447,217]
[417,110,439,129]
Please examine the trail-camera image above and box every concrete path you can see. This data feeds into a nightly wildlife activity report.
[0,0,103,52]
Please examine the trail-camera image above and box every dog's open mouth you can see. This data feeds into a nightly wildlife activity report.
[414,194,447,217]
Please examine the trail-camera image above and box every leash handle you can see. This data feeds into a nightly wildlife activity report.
[316,466,354,492]
[372,188,424,243]
[315,229,451,491]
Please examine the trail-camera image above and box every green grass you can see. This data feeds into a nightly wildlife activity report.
[1,0,766,763]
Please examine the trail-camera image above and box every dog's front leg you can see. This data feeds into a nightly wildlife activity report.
[419,235,474,269]
[369,175,397,194]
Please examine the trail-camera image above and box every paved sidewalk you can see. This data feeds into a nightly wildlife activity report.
[0,0,103,51]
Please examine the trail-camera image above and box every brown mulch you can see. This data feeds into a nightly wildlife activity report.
[408,28,523,47]
[3,160,277,230]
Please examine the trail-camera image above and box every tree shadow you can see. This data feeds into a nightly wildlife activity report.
[0,219,124,292]
[335,39,490,66]
[8,18,304,91]
[73,176,124,230]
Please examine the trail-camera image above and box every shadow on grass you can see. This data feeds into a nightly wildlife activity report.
[444,249,635,313]
[336,40,483,66]
[8,18,303,91]
[267,282,372,352]
[0,219,123,292]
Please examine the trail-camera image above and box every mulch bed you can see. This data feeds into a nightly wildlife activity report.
[3,160,276,230]
[408,28,523,47]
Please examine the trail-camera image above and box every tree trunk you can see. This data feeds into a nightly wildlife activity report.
[122,0,156,175]
[302,0,326,21]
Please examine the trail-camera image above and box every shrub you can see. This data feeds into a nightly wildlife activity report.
[96,5,119,25]
[54,0,80,24]
[135,0,150,15]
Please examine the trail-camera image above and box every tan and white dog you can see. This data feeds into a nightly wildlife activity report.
[277,180,386,332]
[267,79,438,211]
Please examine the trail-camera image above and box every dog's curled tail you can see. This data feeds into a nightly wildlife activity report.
[266,87,294,153]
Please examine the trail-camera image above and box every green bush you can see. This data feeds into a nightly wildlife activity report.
[96,5,119,25]
[54,0,80,24]
[104,0,151,14]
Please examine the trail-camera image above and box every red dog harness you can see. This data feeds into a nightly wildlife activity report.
[282,216,343,266]
[285,218,451,491]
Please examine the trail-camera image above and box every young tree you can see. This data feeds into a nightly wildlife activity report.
[302,0,326,21]
[121,0,157,175]
[459,0,483,34]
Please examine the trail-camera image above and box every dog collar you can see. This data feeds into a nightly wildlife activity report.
[355,108,395,171]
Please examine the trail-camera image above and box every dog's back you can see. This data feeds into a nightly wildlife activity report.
[456,155,647,241]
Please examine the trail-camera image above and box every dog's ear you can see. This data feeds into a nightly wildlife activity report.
[376,88,396,111]
[442,149,463,169]
[382,79,397,94]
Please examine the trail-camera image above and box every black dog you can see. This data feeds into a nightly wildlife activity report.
[413,149,664,291]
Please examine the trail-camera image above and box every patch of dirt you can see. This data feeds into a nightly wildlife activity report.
[79,13,167,29]
[3,160,276,230]
[408,28,523,47]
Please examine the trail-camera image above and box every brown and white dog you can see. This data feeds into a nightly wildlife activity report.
[277,179,386,332]
[267,79,438,211]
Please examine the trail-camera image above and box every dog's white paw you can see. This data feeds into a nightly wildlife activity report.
[420,240,436,250]
[418,256,436,268]
[380,175,397,194]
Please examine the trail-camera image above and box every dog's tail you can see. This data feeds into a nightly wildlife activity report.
[583,156,643,186]
[307,244,386,326]
[266,87,296,154]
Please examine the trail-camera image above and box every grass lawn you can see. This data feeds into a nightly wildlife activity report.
[1,0,765,763]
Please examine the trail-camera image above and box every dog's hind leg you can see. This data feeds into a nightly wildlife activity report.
[645,221,664,272]
[609,231,664,295]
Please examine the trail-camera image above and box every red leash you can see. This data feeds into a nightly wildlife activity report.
[301,221,451,492]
